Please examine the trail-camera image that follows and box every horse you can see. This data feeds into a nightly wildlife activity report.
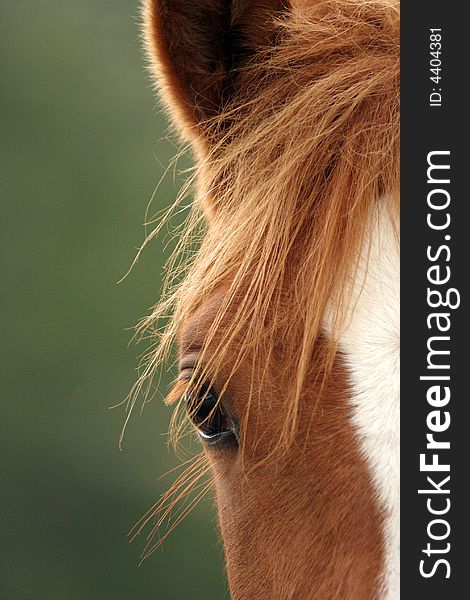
[133,1,400,598]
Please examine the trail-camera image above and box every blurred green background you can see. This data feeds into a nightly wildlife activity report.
[1,1,228,598]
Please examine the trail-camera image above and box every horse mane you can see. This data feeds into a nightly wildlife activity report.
[129,0,400,454]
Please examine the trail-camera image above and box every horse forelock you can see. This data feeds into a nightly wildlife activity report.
[138,0,399,443]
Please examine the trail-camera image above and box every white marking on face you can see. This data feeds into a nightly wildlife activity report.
[336,202,400,599]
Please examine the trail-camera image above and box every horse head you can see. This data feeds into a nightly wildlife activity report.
[138,1,400,597]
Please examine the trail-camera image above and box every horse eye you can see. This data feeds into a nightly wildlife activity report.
[184,384,236,445]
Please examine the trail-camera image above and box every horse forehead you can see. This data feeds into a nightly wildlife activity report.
[179,290,229,355]
[337,202,400,599]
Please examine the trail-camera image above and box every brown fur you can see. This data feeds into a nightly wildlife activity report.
[136,0,400,597]
[175,294,384,598]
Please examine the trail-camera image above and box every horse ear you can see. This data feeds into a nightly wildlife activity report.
[144,0,289,143]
